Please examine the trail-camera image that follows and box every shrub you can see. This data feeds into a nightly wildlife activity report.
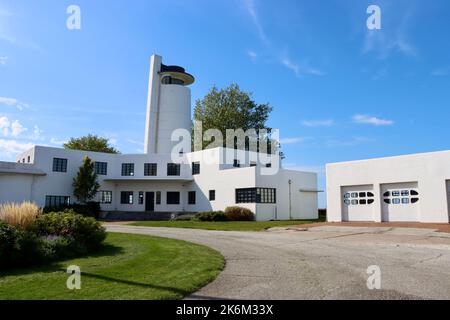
[0,202,41,229]
[0,211,106,269]
[34,210,106,253]
[0,221,46,268]
[43,201,100,218]
[175,214,195,221]
[224,206,255,221]
[194,211,228,222]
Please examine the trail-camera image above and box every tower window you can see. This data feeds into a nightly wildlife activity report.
[144,163,157,176]
[167,163,180,176]
[192,162,200,175]
[161,76,184,85]
[121,163,134,176]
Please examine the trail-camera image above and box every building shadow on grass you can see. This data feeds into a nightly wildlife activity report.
[0,244,124,277]
[80,272,190,297]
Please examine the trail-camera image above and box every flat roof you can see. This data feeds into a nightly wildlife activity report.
[0,161,46,176]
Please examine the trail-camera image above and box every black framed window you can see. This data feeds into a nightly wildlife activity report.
[233,159,240,168]
[209,190,216,201]
[166,192,180,204]
[144,163,157,176]
[45,195,70,207]
[235,188,276,204]
[156,191,161,205]
[192,162,200,175]
[120,191,133,204]
[188,191,196,205]
[94,162,108,175]
[167,163,180,176]
[121,163,134,176]
[100,191,112,204]
[52,158,67,172]
[138,191,144,204]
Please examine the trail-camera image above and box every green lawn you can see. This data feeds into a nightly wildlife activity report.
[0,233,224,300]
[129,219,322,231]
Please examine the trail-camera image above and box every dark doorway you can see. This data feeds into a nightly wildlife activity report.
[145,192,155,211]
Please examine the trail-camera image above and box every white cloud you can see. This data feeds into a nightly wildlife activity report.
[363,9,416,59]
[0,96,29,110]
[0,116,10,136]
[30,125,43,140]
[0,116,26,137]
[301,119,334,127]
[352,114,394,126]
[0,56,7,65]
[431,68,449,77]
[10,120,26,137]
[279,136,309,145]
[243,0,268,44]
[0,139,34,157]
[247,50,257,61]
[50,137,67,146]
[280,57,323,77]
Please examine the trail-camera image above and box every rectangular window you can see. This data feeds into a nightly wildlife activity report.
[209,190,216,201]
[139,191,144,204]
[265,163,272,168]
[250,161,257,167]
[120,191,133,204]
[27,156,30,163]
[167,163,180,176]
[94,162,108,175]
[166,191,180,205]
[192,162,200,175]
[156,191,161,205]
[45,196,70,207]
[235,188,276,204]
[144,163,157,176]
[52,158,67,172]
[100,191,112,204]
[121,163,134,176]
[233,159,240,168]
[188,191,196,205]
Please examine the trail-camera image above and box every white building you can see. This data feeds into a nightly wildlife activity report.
[0,55,319,221]
[326,150,450,223]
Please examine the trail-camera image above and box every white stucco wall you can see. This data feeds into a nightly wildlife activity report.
[327,150,450,223]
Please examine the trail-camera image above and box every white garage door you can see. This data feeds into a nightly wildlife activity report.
[341,185,375,221]
[381,182,419,222]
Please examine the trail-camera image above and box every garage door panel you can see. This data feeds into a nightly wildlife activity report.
[341,185,375,221]
[381,182,419,222]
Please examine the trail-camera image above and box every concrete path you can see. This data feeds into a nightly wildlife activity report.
[105,224,450,300]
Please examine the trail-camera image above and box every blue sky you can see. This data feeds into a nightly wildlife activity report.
[1,0,450,206]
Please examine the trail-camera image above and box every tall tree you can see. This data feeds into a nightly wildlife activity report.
[64,134,119,154]
[193,83,282,155]
[73,156,100,204]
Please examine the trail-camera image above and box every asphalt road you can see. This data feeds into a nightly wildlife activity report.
[105,225,450,300]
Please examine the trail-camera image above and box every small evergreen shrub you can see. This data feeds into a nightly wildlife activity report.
[194,211,228,221]
[224,206,255,221]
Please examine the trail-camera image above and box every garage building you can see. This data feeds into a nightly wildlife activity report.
[326,150,450,223]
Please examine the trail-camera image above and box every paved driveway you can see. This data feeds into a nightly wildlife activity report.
[105,225,450,300]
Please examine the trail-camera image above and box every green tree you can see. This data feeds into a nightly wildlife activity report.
[64,134,119,154]
[193,83,283,156]
[73,156,100,204]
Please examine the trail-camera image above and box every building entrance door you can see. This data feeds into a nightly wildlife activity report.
[145,192,155,211]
